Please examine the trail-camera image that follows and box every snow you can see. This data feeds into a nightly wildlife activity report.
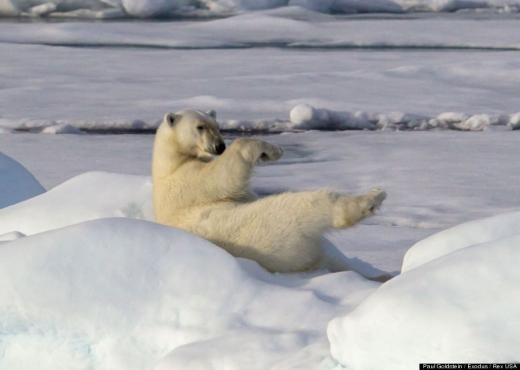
[1,0,520,18]
[1,7,520,368]
[2,13,520,133]
[0,230,25,243]
[0,217,377,370]
[0,152,45,208]
[0,171,153,235]
[510,112,520,129]
[1,151,519,368]
[1,128,520,368]
[4,105,519,134]
[287,104,518,131]
[328,224,520,369]
[402,210,520,271]
[41,123,83,134]
[4,12,520,51]
[289,104,378,130]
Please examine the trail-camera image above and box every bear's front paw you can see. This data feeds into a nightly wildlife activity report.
[363,187,386,215]
[259,142,283,162]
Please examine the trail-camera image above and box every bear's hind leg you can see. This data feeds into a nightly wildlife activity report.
[194,188,385,273]
[233,188,385,237]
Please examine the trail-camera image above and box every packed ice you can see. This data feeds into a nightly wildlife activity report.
[287,104,519,131]
[2,11,520,133]
[2,0,520,18]
[3,12,520,50]
[2,104,519,134]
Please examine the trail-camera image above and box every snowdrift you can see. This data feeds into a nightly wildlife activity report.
[0,171,152,235]
[2,151,520,369]
[0,152,44,208]
[288,104,520,131]
[0,218,377,370]
[328,214,520,369]
[2,104,519,134]
[402,210,520,271]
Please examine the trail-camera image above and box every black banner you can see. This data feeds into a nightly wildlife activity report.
[420,365,519,370]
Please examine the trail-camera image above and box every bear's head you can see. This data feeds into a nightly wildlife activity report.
[157,109,226,161]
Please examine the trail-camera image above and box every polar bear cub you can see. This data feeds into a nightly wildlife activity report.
[152,109,386,273]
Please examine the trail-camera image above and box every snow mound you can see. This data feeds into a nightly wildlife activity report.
[328,223,520,369]
[288,104,518,131]
[0,152,45,208]
[0,230,25,243]
[3,105,519,134]
[0,118,154,134]
[289,104,379,130]
[402,210,520,271]
[510,112,520,129]
[0,171,152,235]
[0,218,377,370]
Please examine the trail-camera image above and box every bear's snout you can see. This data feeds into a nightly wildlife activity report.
[215,142,226,155]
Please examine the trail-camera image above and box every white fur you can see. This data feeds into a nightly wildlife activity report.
[152,110,387,273]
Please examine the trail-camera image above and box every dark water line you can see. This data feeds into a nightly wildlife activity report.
[2,40,520,52]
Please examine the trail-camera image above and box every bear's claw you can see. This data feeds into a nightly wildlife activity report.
[260,143,284,162]
[366,187,387,214]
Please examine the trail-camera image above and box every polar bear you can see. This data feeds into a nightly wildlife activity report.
[152,109,386,274]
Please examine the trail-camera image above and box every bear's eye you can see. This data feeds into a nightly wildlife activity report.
[196,125,204,132]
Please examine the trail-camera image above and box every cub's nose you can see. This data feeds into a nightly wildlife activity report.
[216,142,226,155]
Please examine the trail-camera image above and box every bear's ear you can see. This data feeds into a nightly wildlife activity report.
[206,110,217,119]
[165,113,180,127]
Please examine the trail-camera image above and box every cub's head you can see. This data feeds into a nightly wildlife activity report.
[157,109,226,160]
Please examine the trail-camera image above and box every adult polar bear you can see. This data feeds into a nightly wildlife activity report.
[153,110,386,273]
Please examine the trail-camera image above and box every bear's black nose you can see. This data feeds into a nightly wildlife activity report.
[216,142,226,155]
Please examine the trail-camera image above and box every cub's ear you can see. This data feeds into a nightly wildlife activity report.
[206,110,217,119]
[164,112,180,127]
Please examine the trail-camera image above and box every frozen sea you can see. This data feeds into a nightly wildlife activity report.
[1,6,520,370]
[1,9,520,131]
